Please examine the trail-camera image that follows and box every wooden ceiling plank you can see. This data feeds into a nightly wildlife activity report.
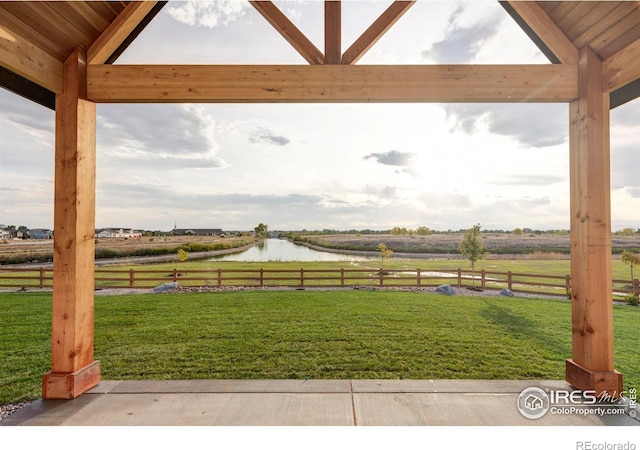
[537,2,562,15]
[0,1,76,59]
[505,1,578,64]
[87,1,158,65]
[554,2,598,32]
[0,6,67,61]
[342,1,415,65]
[67,2,111,32]
[25,2,93,49]
[565,2,621,42]
[572,3,629,50]
[324,1,341,64]
[86,2,123,23]
[596,11,640,60]
[0,22,63,92]
[86,64,577,103]
[603,39,640,93]
[249,1,324,65]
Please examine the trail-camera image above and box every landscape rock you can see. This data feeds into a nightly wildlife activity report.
[500,288,514,297]
[153,282,178,293]
[436,284,455,295]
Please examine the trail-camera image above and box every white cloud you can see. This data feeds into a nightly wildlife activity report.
[166,0,248,28]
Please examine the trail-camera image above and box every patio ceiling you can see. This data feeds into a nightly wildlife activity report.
[0,1,639,108]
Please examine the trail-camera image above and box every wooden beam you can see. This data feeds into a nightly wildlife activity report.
[324,1,341,64]
[87,1,159,65]
[87,64,577,103]
[567,47,622,397]
[42,48,100,399]
[0,22,63,92]
[342,1,415,65]
[602,39,640,93]
[503,1,578,64]
[249,1,324,65]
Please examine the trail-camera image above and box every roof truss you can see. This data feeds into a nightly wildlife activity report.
[0,1,639,107]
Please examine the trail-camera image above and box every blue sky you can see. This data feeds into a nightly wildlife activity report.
[1,0,638,232]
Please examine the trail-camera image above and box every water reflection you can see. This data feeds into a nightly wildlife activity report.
[211,238,374,262]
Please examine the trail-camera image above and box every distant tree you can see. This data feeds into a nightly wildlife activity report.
[621,250,640,280]
[377,243,393,271]
[254,223,268,237]
[416,226,432,236]
[176,248,188,263]
[616,228,635,236]
[513,228,524,236]
[389,227,409,235]
[458,223,485,287]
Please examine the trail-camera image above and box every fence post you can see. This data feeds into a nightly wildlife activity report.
[260,268,264,287]
[340,268,344,287]
[300,268,304,287]
[173,268,177,283]
[565,274,571,298]
[457,268,462,287]
[507,271,512,290]
[481,269,486,289]
[379,269,383,287]
[633,279,639,297]
[217,268,222,287]
[39,267,45,289]
[129,269,135,288]
[417,268,421,287]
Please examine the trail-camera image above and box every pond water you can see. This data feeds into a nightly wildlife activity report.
[211,238,374,262]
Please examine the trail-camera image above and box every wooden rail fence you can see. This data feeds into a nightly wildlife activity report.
[1,266,639,298]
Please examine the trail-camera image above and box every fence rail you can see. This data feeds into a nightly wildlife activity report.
[1,266,639,298]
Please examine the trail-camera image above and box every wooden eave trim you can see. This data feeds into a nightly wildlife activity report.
[0,23,63,93]
[249,1,324,65]
[342,1,415,65]
[501,1,578,65]
[87,1,160,65]
[0,65,55,109]
[86,64,577,103]
[602,39,640,93]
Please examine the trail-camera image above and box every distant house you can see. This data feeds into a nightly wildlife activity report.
[0,228,10,240]
[96,228,142,239]
[28,229,53,239]
[172,228,223,236]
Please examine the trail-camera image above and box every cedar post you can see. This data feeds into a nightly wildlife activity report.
[42,48,100,399]
[566,47,622,397]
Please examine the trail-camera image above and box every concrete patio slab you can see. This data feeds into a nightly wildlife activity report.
[2,380,638,427]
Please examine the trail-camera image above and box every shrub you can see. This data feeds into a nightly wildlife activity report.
[625,294,639,306]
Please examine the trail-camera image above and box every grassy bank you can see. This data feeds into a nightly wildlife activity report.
[0,236,255,265]
[1,290,638,405]
[291,233,640,255]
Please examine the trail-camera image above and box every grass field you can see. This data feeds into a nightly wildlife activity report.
[1,290,638,405]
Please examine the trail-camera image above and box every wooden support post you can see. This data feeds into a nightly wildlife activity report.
[417,268,421,287]
[324,1,341,64]
[566,47,622,397]
[42,48,100,399]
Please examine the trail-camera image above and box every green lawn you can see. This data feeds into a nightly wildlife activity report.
[1,290,638,405]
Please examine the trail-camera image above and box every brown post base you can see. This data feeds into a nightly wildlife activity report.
[566,359,623,398]
[42,360,101,399]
